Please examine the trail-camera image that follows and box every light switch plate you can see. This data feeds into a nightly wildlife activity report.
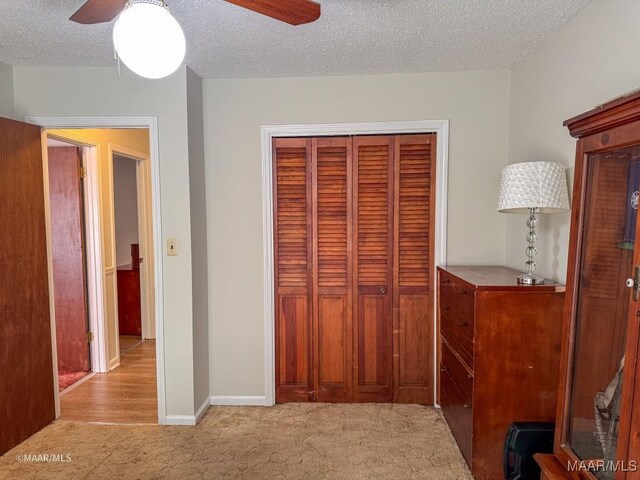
[167,238,178,256]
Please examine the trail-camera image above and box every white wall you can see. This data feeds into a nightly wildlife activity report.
[186,67,210,413]
[507,0,640,282]
[0,62,13,118]
[13,66,198,418]
[204,70,511,397]
[113,154,140,267]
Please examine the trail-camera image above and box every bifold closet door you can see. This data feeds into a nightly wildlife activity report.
[274,134,435,405]
[274,137,314,402]
[275,136,354,403]
[353,136,394,402]
[393,134,435,404]
[312,137,353,402]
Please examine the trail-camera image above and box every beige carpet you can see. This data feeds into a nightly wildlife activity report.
[0,404,472,480]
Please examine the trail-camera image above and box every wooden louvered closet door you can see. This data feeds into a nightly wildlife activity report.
[353,136,395,402]
[313,137,353,402]
[274,138,313,402]
[274,134,435,404]
[393,134,435,404]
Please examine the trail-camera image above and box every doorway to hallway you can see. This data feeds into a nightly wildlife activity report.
[45,127,158,424]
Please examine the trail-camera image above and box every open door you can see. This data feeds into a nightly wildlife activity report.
[0,117,55,455]
[48,146,91,377]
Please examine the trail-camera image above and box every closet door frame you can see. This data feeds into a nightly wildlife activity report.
[262,120,449,407]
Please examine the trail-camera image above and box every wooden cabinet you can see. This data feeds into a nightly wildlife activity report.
[438,266,565,480]
[537,92,640,480]
[117,266,141,336]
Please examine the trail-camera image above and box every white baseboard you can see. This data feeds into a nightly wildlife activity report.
[210,395,268,406]
[164,396,268,424]
[195,397,210,422]
[164,397,211,425]
[164,415,197,426]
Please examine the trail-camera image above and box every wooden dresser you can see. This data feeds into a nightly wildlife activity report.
[438,266,565,480]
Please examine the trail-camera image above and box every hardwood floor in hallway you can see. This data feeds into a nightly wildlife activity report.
[59,340,157,424]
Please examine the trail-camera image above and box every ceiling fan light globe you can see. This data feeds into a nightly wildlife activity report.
[113,2,186,80]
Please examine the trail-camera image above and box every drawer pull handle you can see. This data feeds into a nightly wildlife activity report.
[379,287,387,294]
[464,403,471,409]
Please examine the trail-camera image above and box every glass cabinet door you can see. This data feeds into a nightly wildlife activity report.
[566,146,640,479]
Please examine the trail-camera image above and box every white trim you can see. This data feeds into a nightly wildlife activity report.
[195,397,210,422]
[260,120,449,407]
[27,116,167,425]
[84,145,108,372]
[164,415,197,426]
[165,397,209,426]
[210,396,269,406]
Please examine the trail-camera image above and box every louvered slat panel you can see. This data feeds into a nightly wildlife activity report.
[398,142,432,287]
[354,136,393,403]
[357,145,390,286]
[317,146,348,288]
[313,137,353,402]
[274,138,313,403]
[276,146,309,288]
[394,134,434,405]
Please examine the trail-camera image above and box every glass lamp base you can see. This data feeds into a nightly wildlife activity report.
[517,273,545,285]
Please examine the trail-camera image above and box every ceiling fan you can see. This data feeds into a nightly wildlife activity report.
[69,0,321,79]
[70,0,321,27]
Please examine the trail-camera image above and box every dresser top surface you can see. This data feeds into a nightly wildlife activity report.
[438,266,565,292]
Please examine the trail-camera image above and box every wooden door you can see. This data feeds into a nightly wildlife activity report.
[274,134,434,405]
[393,134,435,403]
[0,117,55,455]
[48,146,91,372]
[312,137,353,402]
[353,136,394,402]
[274,138,314,401]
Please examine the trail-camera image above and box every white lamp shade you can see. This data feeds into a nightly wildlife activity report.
[113,1,186,80]
[498,161,570,214]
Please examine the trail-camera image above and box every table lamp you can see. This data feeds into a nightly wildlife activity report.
[498,161,570,285]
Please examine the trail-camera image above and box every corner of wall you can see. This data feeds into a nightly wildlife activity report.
[0,62,15,119]
[186,66,211,412]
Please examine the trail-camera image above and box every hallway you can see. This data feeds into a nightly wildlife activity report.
[59,339,157,424]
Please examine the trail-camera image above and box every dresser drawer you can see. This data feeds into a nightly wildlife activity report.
[439,271,475,321]
[439,270,475,368]
[441,337,473,403]
[441,313,474,368]
[440,366,472,465]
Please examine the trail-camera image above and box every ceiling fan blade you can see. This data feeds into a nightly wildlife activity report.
[70,0,127,24]
[224,0,321,26]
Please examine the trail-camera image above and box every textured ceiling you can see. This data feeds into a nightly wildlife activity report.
[0,0,592,79]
